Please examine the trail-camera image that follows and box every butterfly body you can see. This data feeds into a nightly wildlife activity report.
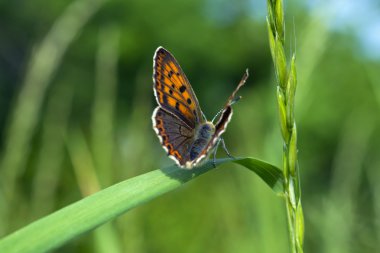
[189,122,215,161]
[152,47,248,169]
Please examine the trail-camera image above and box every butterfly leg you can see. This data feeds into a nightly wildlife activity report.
[221,138,234,159]
[212,138,222,168]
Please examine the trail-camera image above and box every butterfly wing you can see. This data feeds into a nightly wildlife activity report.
[188,70,249,167]
[152,107,194,167]
[153,47,204,129]
[223,69,249,108]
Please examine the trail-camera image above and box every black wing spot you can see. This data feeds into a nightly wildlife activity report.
[187,98,192,104]
[175,102,180,110]
[179,85,186,93]
[171,84,175,88]
[168,70,173,78]
[169,89,173,95]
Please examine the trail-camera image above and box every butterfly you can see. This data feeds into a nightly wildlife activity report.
[152,47,248,169]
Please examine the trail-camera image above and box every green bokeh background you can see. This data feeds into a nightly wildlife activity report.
[1,0,379,252]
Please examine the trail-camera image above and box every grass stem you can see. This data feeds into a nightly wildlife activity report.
[266,0,304,252]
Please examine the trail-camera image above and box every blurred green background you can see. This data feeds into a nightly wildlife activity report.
[1,0,380,252]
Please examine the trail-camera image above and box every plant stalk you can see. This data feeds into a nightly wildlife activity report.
[266,0,304,252]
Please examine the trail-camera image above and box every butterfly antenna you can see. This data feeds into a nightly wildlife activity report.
[211,95,241,123]
[230,95,242,105]
[212,108,225,123]
[201,111,207,121]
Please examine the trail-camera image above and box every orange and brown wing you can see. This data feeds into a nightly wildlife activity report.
[152,107,194,167]
[153,47,203,129]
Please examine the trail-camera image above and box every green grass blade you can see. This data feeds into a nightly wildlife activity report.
[0,157,282,252]
[233,158,284,195]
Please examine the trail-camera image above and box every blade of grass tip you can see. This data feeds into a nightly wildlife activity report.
[0,0,108,236]
[233,158,284,195]
[0,157,281,252]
